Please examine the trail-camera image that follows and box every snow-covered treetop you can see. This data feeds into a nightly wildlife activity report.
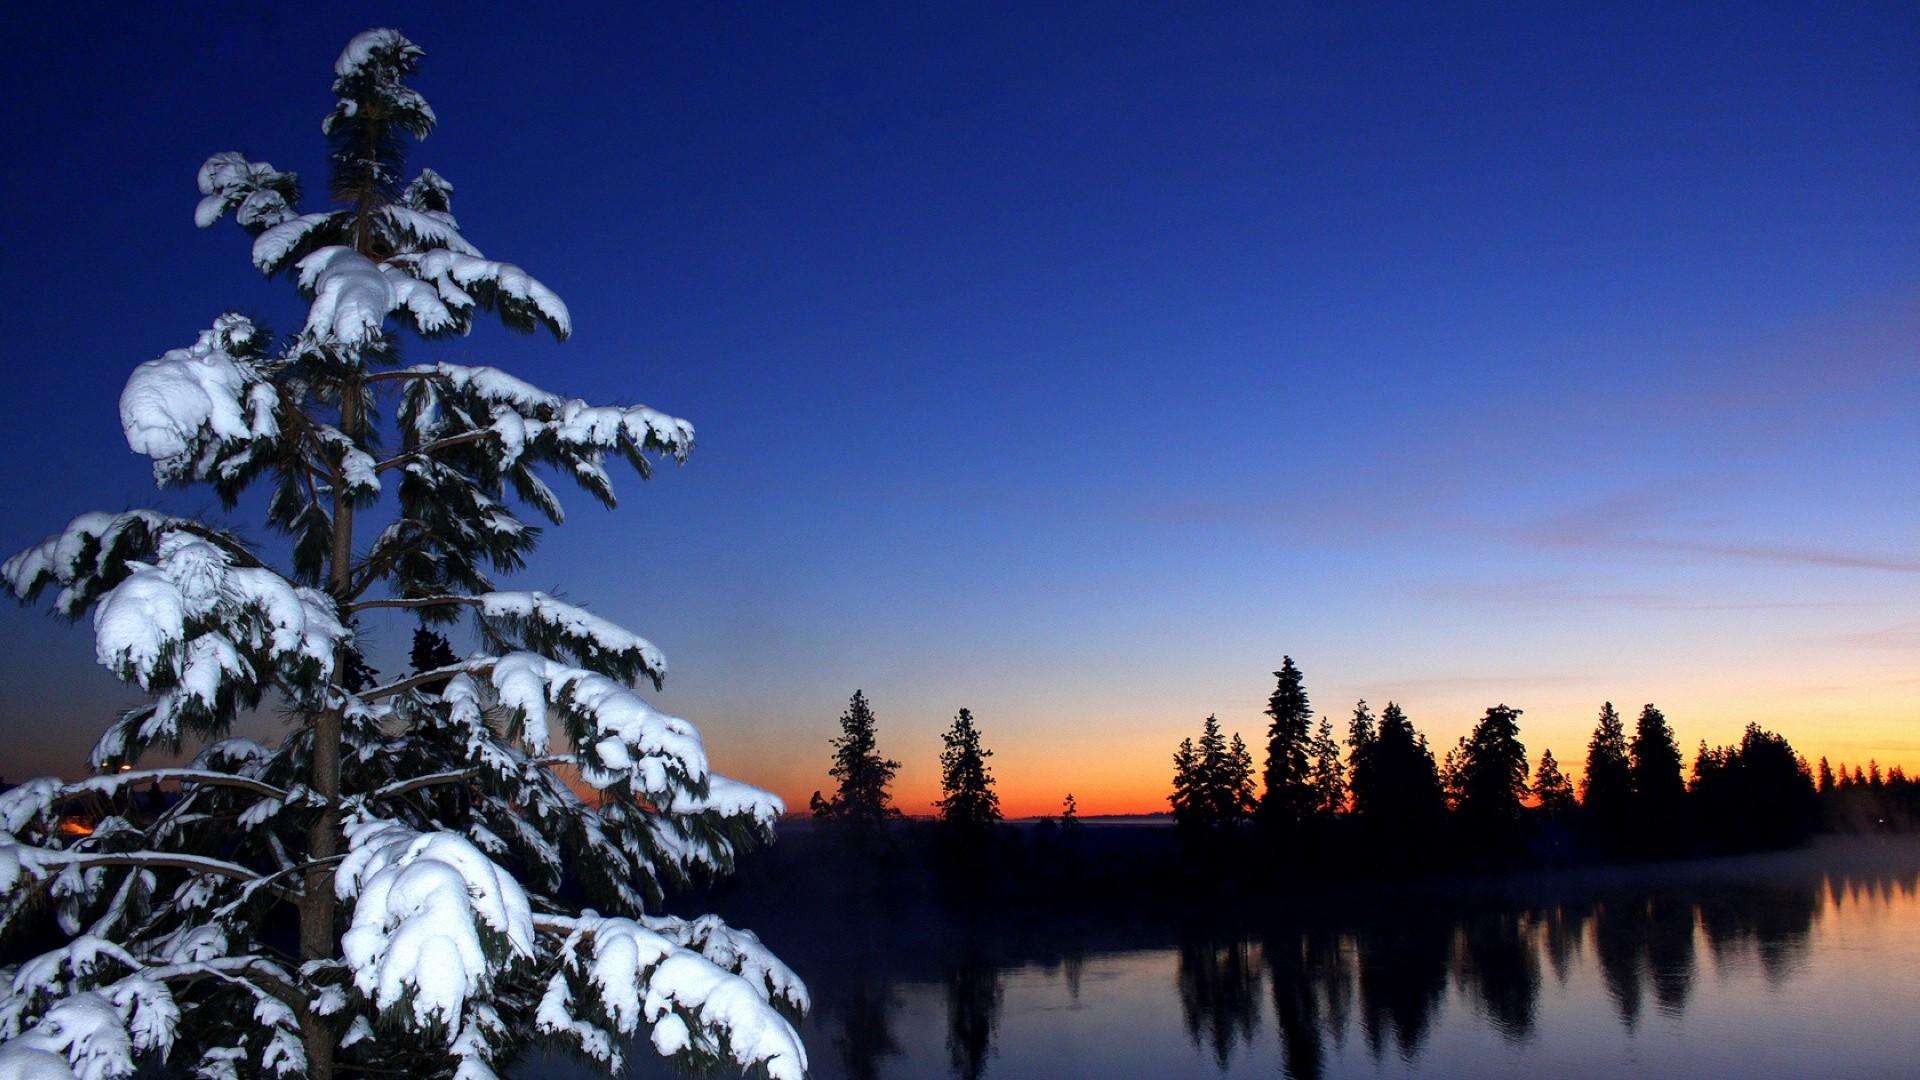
[324,28,435,151]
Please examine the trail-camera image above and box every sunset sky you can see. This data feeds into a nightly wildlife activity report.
[2,3,1914,817]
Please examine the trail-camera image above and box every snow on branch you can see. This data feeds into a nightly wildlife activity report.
[378,205,480,258]
[386,250,570,340]
[7,516,344,753]
[479,654,706,796]
[642,914,809,1019]
[294,246,460,347]
[664,775,784,831]
[418,364,690,461]
[0,984,174,1080]
[4,511,181,617]
[391,362,690,528]
[25,770,291,809]
[478,591,666,689]
[532,914,807,1080]
[0,940,307,1080]
[250,211,346,276]
[195,152,299,232]
[335,819,534,1035]
[94,533,341,737]
[118,315,281,489]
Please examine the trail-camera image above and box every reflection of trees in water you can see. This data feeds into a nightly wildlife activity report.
[828,980,902,1080]
[1176,933,1264,1069]
[1590,893,1700,1027]
[1451,911,1541,1042]
[1827,869,1920,914]
[1591,894,1701,1027]
[1062,947,1085,1003]
[1265,932,1323,1080]
[802,904,906,1080]
[1317,934,1355,1053]
[1273,928,1354,1080]
[1591,899,1646,1031]
[790,859,1908,1079]
[1354,918,1450,1061]
[1696,883,1819,985]
[1643,895,1696,1016]
[945,948,1004,1080]
[1539,904,1589,987]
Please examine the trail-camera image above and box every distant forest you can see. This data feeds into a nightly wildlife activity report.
[795,661,1915,894]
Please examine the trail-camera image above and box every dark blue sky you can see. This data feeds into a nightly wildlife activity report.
[3,3,1914,812]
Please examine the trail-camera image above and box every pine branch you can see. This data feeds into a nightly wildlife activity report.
[31,850,273,887]
[210,855,349,921]
[65,768,294,804]
[148,956,307,1021]
[349,594,482,615]
[355,753,576,806]
[362,768,477,802]
[374,428,499,474]
[363,369,442,385]
[358,658,496,701]
[344,519,429,601]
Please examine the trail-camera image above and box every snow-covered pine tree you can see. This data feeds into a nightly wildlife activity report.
[0,29,806,1080]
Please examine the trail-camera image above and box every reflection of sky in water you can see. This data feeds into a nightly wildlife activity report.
[522,840,1920,1079]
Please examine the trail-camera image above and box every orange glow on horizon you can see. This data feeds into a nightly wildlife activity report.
[735,695,1917,821]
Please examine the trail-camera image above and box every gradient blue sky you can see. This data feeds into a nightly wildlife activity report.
[2,3,1914,814]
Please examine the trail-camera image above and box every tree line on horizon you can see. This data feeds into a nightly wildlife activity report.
[802,661,1909,875]
[1166,656,1876,864]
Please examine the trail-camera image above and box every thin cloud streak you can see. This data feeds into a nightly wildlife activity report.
[1371,673,1597,695]
[1420,576,1853,612]
[1631,538,1920,574]
[1520,487,1920,575]
[1831,624,1920,650]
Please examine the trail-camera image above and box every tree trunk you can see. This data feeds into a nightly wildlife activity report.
[300,379,360,1080]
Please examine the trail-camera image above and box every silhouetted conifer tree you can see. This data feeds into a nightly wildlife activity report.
[1260,657,1316,832]
[1816,756,1835,795]
[1060,792,1080,831]
[1630,704,1686,805]
[1454,705,1530,841]
[1311,717,1346,817]
[1439,737,1467,810]
[1224,733,1258,825]
[1630,704,1687,849]
[1347,699,1377,756]
[1534,749,1576,818]
[937,708,1001,827]
[1344,700,1379,821]
[1691,723,1817,850]
[1171,716,1255,830]
[1582,702,1634,843]
[409,625,458,674]
[810,689,903,829]
[1348,702,1446,868]
[1171,737,1203,828]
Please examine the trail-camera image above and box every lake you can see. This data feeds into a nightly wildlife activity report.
[522,835,1920,1079]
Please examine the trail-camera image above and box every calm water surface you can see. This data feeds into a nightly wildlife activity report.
[527,837,1920,1079]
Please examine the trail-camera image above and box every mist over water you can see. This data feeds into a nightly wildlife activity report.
[524,837,1920,1079]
